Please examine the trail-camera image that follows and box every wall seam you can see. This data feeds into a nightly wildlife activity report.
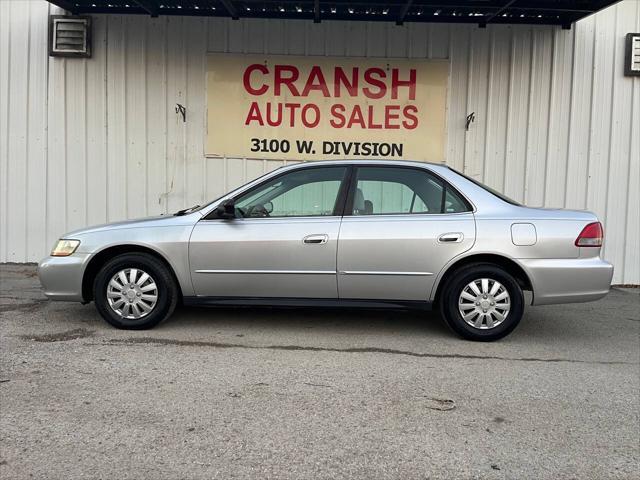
[162,17,168,213]
[542,27,556,207]
[621,58,636,283]
[83,57,88,226]
[3,3,12,260]
[563,24,578,207]
[43,3,50,258]
[104,15,110,221]
[584,15,598,209]
[482,27,495,184]
[143,19,148,216]
[25,0,32,261]
[502,27,514,194]
[523,28,534,205]
[463,27,472,175]
[602,6,619,265]
[123,19,129,217]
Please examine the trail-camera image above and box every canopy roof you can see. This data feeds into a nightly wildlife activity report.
[48,0,620,28]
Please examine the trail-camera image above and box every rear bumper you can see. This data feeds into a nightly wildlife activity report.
[520,257,614,306]
[38,254,91,302]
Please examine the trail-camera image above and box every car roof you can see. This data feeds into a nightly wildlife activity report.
[279,159,445,169]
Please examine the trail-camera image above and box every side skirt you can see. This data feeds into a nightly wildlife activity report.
[183,296,433,311]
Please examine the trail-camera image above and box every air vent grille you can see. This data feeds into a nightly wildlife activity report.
[49,16,91,58]
[625,33,640,76]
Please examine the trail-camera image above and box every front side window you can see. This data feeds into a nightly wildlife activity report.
[351,167,470,216]
[234,166,347,218]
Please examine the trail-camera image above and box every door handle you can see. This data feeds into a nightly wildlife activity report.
[303,234,329,245]
[438,232,464,243]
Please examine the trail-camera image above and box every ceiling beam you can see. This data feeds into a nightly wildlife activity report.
[219,0,239,19]
[480,0,516,27]
[396,0,414,25]
[43,0,614,26]
[48,0,79,14]
[133,0,159,17]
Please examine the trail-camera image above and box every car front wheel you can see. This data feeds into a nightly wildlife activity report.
[440,263,524,341]
[93,253,178,329]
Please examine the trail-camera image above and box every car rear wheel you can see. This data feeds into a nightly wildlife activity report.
[440,263,524,341]
[93,253,178,329]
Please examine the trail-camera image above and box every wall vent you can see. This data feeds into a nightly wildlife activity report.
[49,16,91,58]
[625,33,640,76]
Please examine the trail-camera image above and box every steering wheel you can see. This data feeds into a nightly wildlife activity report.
[246,204,271,218]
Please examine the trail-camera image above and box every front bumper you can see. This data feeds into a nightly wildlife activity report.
[38,253,91,302]
[520,257,614,306]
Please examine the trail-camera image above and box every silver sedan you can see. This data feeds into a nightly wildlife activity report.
[38,160,613,341]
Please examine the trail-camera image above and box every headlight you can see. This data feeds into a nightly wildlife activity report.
[51,239,81,257]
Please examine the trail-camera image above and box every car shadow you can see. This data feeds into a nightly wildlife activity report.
[158,304,454,338]
[37,294,626,349]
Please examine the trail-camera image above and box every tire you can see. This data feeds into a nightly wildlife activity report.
[93,253,178,330]
[439,263,524,341]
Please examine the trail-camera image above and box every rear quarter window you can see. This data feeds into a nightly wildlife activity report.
[448,167,521,206]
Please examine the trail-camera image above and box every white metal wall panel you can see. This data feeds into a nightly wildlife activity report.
[525,27,553,207]
[144,16,166,219]
[483,26,511,194]
[0,1,9,264]
[544,27,574,208]
[566,15,596,211]
[85,14,108,228]
[5,0,30,262]
[0,1,639,284]
[504,28,532,203]
[26,1,50,260]
[447,26,470,173]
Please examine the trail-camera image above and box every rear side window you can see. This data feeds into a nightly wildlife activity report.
[350,167,471,216]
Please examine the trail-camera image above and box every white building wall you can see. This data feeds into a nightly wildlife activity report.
[1,0,639,284]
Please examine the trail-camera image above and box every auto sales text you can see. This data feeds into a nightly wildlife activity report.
[242,64,419,130]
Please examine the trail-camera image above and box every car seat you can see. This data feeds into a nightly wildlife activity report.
[353,188,366,215]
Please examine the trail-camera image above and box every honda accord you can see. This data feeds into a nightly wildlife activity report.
[38,160,613,341]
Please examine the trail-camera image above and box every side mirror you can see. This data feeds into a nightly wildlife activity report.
[264,201,273,214]
[216,200,236,219]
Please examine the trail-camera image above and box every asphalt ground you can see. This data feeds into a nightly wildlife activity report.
[0,264,638,479]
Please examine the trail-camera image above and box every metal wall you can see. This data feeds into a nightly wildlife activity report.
[1,0,639,284]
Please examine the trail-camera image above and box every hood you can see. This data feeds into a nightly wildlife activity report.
[62,212,202,238]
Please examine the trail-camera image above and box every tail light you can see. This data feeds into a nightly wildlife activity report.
[575,222,603,247]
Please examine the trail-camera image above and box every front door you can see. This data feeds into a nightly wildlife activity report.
[189,166,348,298]
[337,166,475,301]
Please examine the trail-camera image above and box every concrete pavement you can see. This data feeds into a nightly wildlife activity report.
[1,264,638,479]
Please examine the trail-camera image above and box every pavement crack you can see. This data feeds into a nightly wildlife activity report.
[422,397,456,411]
[20,328,94,343]
[93,337,635,365]
[0,298,47,313]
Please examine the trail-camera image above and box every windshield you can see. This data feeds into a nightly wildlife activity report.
[183,167,287,215]
[178,196,223,215]
[448,167,521,206]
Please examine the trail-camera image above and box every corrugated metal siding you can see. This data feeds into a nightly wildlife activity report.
[1,0,639,284]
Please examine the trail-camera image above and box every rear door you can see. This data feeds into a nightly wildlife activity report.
[336,166,475,301]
